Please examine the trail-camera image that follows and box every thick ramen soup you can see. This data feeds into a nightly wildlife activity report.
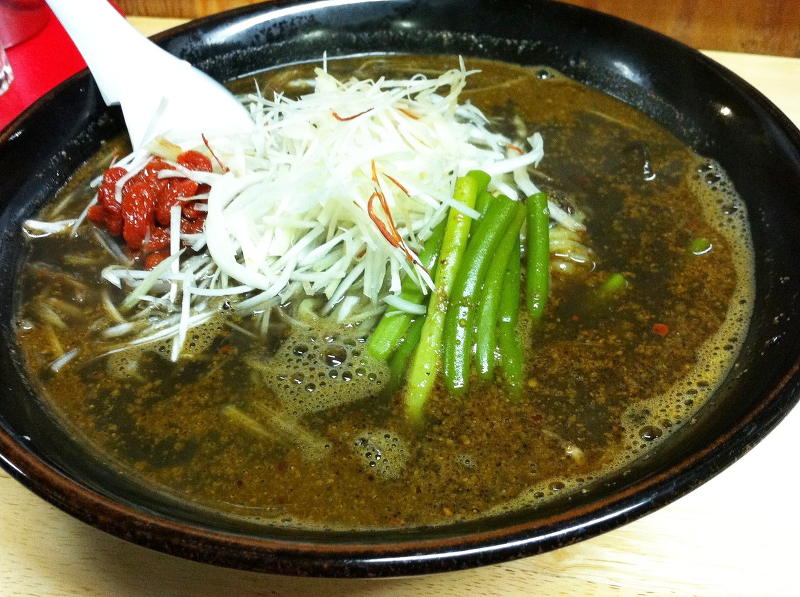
[13,56,753,529]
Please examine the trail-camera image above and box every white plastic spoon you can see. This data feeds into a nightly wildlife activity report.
[45,0,253,149]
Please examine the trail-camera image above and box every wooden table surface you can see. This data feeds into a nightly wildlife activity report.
[118,0,800,57]
[3,18,800,597]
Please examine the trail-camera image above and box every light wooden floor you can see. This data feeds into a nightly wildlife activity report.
[117,0,800,57]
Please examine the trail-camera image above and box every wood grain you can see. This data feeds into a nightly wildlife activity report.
[3,17,800,597]
[563,0,800,57]
[116,0,800,57]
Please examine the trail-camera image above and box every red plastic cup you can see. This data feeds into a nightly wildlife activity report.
[0,1,50,49]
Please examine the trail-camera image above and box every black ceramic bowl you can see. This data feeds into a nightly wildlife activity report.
[2,0,800,578]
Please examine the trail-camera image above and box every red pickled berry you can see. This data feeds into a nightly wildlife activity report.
[102,166,126,186]
[98,182,115,209]
[174,177,199,197]
[178,150,212,172]
[97,167,126,218]
[122,164,159,197]
[98,176,126,213]
[156,178,199,225]
[151,176,169,197]
[140,158,176,188]
[143,157,175,176]
[86,204,106,226]
[120,175,139,199]
[180,217,205,235]
[144,251,170,271]
[121,182,157,249]
[182,200,206,220]
[145,226,171,252]
[106,212,123,236]
[156,195,180,227]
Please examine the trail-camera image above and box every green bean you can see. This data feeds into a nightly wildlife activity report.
[497,237,523,397]
[597,272,627,299]
[385,316,425,395]
[466,169,491,195]
[366,219,447,361]
[443,194,518,393]
[405,172,483,421]
[475,203,526,381]
[526,192,550,318]
[474,190,495,219]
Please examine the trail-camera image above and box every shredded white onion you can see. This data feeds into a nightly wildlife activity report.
[23,218,77,237]
[383,294,428,315]
[50,348,79,373]
[85,60,560,358]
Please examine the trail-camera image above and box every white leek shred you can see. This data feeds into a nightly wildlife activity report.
[169,204,182,303]
[120,251,183,311]
[383,294,428,315]
[87,60,552,358]
[23,218,77,237]
[50,348,79,373]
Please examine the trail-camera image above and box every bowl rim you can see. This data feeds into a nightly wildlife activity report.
[2,0,800,577]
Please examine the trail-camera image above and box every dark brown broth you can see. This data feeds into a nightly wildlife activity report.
[13,56,752,529]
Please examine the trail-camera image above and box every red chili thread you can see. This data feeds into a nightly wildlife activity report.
[202,134,229,172]
[332,108,373,121]
[397,107,420,120]
[384,174,410,196]
[367,161,431,277]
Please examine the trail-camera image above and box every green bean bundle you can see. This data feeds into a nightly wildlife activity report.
[442,194,518,392]
[475,203,526,381]
[404,171,486,420]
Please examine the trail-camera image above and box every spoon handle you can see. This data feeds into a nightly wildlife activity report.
[45,0,170,106]
[44,0,253,149]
